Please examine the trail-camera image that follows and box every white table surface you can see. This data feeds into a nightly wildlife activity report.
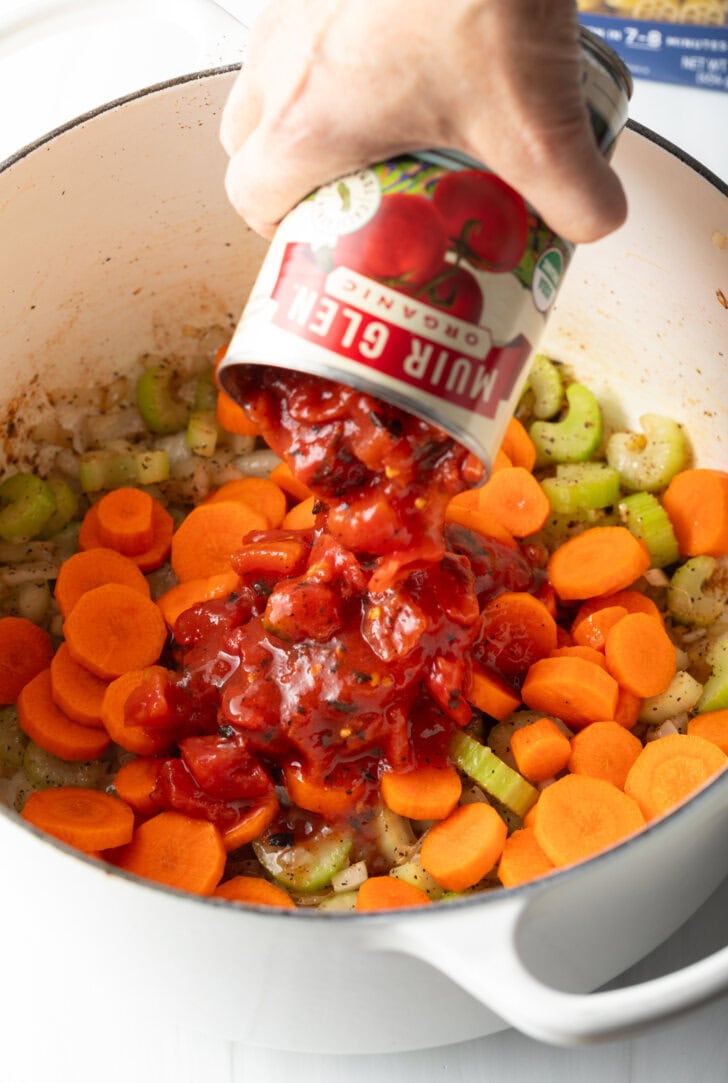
[1,3,726,1080]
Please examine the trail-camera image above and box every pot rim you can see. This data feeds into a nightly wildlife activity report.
[1,64,727,921]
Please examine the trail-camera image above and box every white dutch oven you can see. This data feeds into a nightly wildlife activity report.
[0,69,727,1055]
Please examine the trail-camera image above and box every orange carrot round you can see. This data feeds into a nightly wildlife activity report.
[54,546,151,619]
[156,571,240,631]
[420,802,507,892]
[477,466,551,538]
[79,501,174,573]
[624,732,727,821]
[63,582,167,680]
[687,709,728,755]
[206,477,286,528]
[444,490,518,549]
[0,616,54,705]
[465,663,521,721]
[568,720,643,790]
[497,826,555,888]
[604,612,677,698]
[281,496,318,532]
[113,757,164,817]
[521,655,619,730]
[573,589,663,626]
[17,669,110,761]
[21,787,134,852]
[355,876,432,911]
[478,591,558,676]
[111,810,226,895]
[221,794,279,853]
[214,875,295,908]
[614,688,643,730]
[101,667,176,756]
[95,487,155,556]
[547,526,651,601]
[662,468,728,557]
[381,763,462,821]
[549,644,608,670]
[269,461,314,503]
[215,388,261,436]
[283,761,365,820]
[532,773,645,867]
[171,500,268,581]
[50,642,108,729]
[572,605,629,651]
[510,716,572,782]
[499,416,537,472]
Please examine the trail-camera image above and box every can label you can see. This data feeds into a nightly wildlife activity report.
[220,33,630,469]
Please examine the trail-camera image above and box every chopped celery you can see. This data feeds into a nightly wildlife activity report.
[541,462,620,515]
[36,478,78,540]
[697,641,728,712]
[0,473,56,543]
[132,449,170,486]
[373,804,416,865]
[389,861,444,899]
[668,556,725,626]
[527,354,564,419]
[79,448,170,492]
[317,890,358,912]
[529,383,603,465]
[185,410,219,458]
[619,491,680,569]
[606,414,688,493]
[450,731,538,818]
[527,507,617,549]
[136,365,189,435]
[638,669,703,724]
[253,825,353,894]
[0,708,28,778]
[23,742,107,790]
[193,367,218,412]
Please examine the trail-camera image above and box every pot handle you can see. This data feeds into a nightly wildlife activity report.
[382,891,728,1045]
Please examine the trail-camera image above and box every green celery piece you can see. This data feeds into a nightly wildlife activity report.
[23,742,106,790]
[619,491,680,568]
[529,383,602,466]
[253,827,353,894]
[317,891,358,912]
[697,638,728,712]
[193,367,218,412]
[373,804,416,866]
[36,478,78,540]
[667,556,724,626]
[528,354,564,419]
[0,473,56,543]
[78,451,138,492]
[0,707,28,778]
[132,449,170,485]
[450,731,538,818]
[185,410,219,458]
[541,462,620,515]
[606,414,688,493]
[389,861,445,899]
[136,365,189,435]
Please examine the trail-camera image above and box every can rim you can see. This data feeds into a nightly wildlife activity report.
[579,25,634,101]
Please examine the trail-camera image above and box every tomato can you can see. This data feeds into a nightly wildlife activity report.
[219,28,632,473]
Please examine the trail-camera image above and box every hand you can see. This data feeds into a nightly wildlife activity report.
[220,0,627,243]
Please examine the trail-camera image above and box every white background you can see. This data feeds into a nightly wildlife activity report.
[1,2,727,1080]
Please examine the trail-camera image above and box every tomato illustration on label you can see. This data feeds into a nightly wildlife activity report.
[432,169,529,273]
[414,263,484,324]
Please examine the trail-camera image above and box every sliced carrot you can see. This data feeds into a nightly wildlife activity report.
[281,496,318,531]
[614,688,643,730]
[497,826,555,888]
[101,667,176,756]
[63,582,168,680]
[420,802,507,892]
[50,641,108,729]
[475,466,551,538]
[532,773,645,867]
[79,501,174,573]
[231,537,309,578]
[269,461,314,502]
[170,500,268,582]
[547,526,651,601]
[499,416,537,472]
[216,388,261,436]
[491,448,513,472]
[214,875,295,908]
[17,669,110,760]
[221,794,279,853]
[465,663,521,721]
[156,571,240,631]
[205,476,287,528]
[111,810,226,895]
[478,591,558,676]
[94,487,155,556]
[662,468,728,557]
[624,732,727,820]
[283,761,365,820]
[549,644,608,670]
[380,763,462,821]
[573,589,663,627]
[21,787,134,852]
[113,757,164,817]
[53,546,151,619]
[0,616,54,705]
[444,489,518,549]
[604,612,677,698]
[521,655,619,730]
[355,876,432,911]
[687,709,728,755]
[510,716,572,783]
[572,605,629,651]
[568,720,643,790]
